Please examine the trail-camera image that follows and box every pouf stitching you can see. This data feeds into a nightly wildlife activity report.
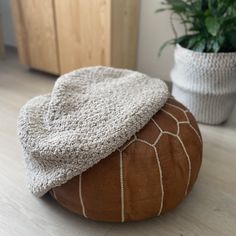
[75,98,202,221]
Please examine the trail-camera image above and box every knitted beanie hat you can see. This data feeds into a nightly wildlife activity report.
[17,66,169,197]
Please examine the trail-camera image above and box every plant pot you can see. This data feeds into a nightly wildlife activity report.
[171,44,236,125]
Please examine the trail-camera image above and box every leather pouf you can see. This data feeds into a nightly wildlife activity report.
[50,98,202,222]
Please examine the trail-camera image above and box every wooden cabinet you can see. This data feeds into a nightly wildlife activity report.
[11,0,140,75]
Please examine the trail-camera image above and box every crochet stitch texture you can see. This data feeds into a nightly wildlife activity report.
[171,44,236,124]
[17,66,169,197]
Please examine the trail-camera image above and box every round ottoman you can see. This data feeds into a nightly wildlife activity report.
[50,97,202,222]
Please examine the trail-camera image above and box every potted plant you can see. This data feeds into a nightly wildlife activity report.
[157,0,236,125]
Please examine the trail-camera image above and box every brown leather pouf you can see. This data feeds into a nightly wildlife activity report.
[50,98,202,222]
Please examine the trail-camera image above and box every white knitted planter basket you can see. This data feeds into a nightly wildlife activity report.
[171,44,236,125]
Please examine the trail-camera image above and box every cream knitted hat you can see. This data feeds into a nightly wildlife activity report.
[18,66,169,197]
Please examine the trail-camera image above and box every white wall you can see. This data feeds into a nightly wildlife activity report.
[0,0,179,81]
[137,0,183,81]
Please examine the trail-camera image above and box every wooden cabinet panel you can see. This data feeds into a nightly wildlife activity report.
[11,0,59,74]
[11,0,28,64]
[111,0,140,69]
[55,0,111,74]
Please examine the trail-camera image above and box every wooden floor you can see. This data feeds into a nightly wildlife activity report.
[0,48,236,236]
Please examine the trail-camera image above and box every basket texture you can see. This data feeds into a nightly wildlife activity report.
[171,44,236,125]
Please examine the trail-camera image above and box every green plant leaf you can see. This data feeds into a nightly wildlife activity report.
[218,0,236,15]
[212,40,220,52]
[192,39,206,52]
[167,0,189,13]
[205,17,221,36]
[218,35,225,46]
[156,0,236,53]
[209,0,218,15]
[186,35,202,49]
[206,38,215,52]
[155,8,170,13]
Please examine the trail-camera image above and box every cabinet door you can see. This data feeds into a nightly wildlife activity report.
[111,0,140,70]
[54,0,111,74]
[11,0,59,74]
